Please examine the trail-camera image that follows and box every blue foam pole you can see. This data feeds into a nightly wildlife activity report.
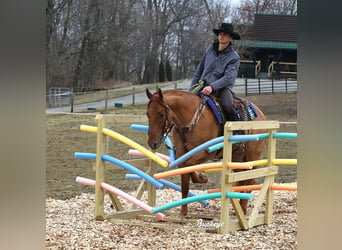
[74,152,164,190]
[101,154,164,190]
[74,152,96,159]
[130,124,149,131]
[229,134,259,142]
[130,124,176,163]
[125,174,209,207]
[168,136,224,169]
[151,192,252,214]
[273,132,297,139]
[164,137,176,163]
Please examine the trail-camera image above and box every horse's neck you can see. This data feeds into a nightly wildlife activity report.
[165,93,200,128]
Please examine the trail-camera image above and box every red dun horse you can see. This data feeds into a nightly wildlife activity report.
[146,88,267,217]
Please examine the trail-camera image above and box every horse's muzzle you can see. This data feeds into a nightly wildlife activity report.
[149,142,159,150]
[148,138,161,150]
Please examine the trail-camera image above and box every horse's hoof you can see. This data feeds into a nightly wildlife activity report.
[198,173,209,183]
[191,172,208,183]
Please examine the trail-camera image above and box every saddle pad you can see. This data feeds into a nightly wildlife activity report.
[197,93,257,123]
[236,102,258,121]
[197,93,224,124]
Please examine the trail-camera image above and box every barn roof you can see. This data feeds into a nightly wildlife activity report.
[235,14,297,49]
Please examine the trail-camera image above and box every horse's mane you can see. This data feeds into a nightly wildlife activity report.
[159,90,201,108]
[161,89,195,97]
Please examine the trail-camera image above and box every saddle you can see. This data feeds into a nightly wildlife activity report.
[197,92,258,125]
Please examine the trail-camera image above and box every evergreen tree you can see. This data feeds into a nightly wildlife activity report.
[165,60,173,81]
[159,61,165,82]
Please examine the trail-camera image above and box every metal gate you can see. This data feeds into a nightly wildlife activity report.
[48,87,71,106]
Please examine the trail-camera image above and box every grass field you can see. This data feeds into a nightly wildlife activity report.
[46,93,297,200]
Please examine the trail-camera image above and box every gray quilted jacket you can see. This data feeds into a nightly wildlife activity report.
[190,42,240,92]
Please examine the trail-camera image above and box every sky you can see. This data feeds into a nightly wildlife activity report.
[229,0,241,7]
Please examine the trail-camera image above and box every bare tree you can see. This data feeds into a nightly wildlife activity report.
[234,0,297,24]
[46,0,297,91]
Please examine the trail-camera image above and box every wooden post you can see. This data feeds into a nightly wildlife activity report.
[218,121,280,233]
[105,176,124,211]
[265,128,277,224]
[94,115,106,220]
[219,122,233,234]
[147,158,157,207]
[129,178,146,210]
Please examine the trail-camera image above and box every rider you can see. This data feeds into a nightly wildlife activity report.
[189,23,241,125]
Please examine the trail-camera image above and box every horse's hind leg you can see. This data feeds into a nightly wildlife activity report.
[180,173,191,217]
[238,140,266,214]
[238,178,255,215]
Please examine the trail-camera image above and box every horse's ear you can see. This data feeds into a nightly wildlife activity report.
[157,88,163,100]
[146,88,153,99]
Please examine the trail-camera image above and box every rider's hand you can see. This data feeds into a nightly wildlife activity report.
[201,86,213,95]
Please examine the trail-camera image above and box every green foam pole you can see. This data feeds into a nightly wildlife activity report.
[151,192,252,214]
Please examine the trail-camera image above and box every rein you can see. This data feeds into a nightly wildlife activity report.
[156,93,207,152]
[158,103,175,149]
[173,95,207,151]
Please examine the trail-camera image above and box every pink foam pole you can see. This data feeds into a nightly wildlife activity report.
[76,177,165,220]
[128,149,170,162]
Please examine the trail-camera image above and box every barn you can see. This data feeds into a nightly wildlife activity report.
[235,14,297,79]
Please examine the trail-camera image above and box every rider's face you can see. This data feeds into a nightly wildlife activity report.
[218,32,233,45]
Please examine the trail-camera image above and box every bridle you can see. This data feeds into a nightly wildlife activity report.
[161,96,206,152]
[156,102,175,148]
[149,92,205,151]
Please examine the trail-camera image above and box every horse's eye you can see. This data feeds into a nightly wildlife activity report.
[159,113,164,118]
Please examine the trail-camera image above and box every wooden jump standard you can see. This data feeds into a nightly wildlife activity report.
[76,115,297,234]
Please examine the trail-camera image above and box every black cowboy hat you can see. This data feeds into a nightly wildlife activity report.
[213,23,240,40]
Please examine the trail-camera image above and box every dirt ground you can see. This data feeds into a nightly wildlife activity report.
[46,93,297,200]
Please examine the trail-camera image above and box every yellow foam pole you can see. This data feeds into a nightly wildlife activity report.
[208,184,297,193]
[154,162,222,179]
[204,159,269,172]
[208,185,263,193]
[249,159,269,167]
[80,124,98,133]
[154,161,254,179]
[203,168,222,173]
[228,162,253,169]
[102,128,168,167]
[80,125,168,168]
[273,159,297,165]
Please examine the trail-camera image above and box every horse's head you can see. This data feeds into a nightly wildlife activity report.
[146,88,173,150]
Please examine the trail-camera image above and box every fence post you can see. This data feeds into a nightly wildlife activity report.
[244,78,248,96]
[271,77,274,94]
[285,77,288,93]
[258,78,261,95]
[70,88,74,113]
[132,87,135,106]
[105,89,108,111]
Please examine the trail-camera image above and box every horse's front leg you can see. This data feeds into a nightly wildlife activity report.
[190,171,208,184]
[180,173,191,217]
